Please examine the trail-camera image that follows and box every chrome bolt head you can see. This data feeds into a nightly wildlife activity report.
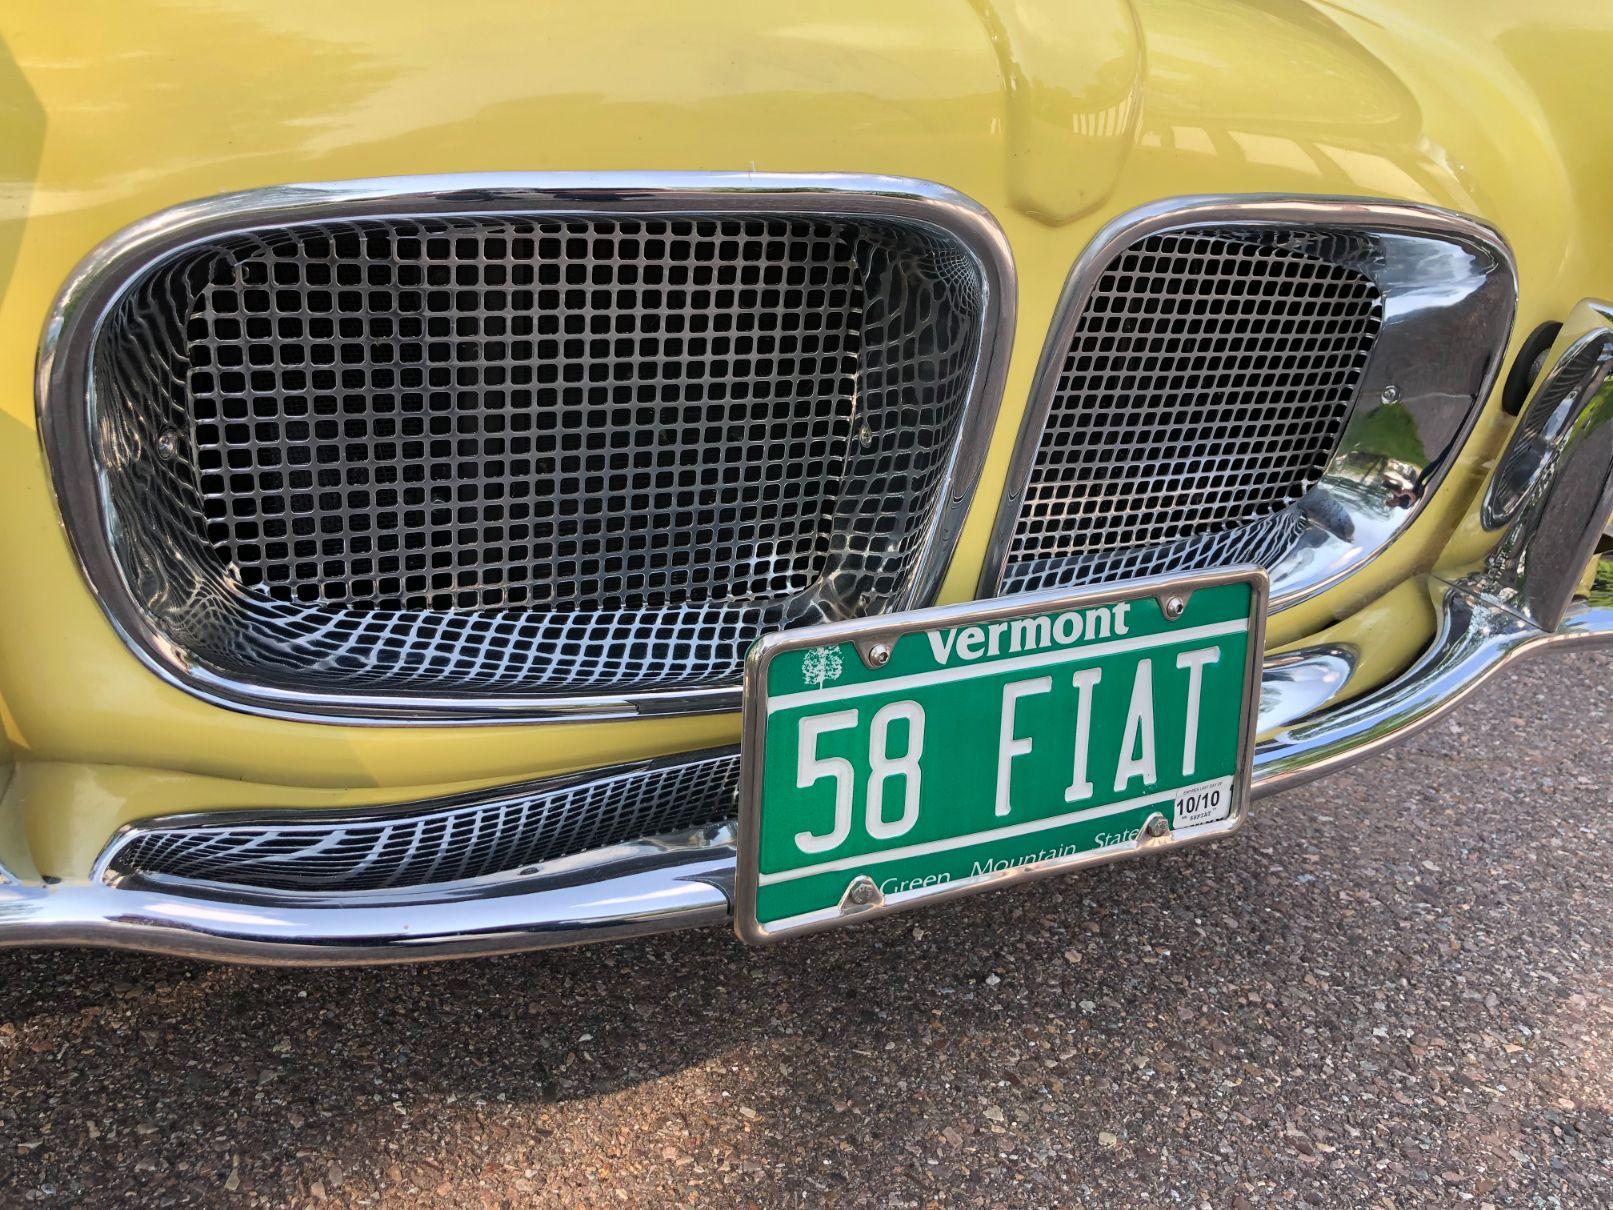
[846,875,880,906]
[1380,384,1400,404]
[1144,815,1170,838]
[1162,595,1186,621]
[155,429,180,461]
[868,642,892,667]
[857,423,874,448]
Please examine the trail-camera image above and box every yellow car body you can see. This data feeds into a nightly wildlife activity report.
[0,0,1609,958]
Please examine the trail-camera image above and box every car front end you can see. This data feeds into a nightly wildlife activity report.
[0,0,1609,962]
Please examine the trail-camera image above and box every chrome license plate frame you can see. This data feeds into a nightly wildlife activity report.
[735,567,1268,944]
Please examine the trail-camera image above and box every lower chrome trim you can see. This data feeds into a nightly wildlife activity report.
[1,589,1607,965]
[0,828,737,965]
[1254,587,1611,796]
[3,580,1606,966]
[2,299,1607,966]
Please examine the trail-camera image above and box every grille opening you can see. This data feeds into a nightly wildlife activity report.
[187,218,863,614]
[92,210,991,699]
[106,750,741,894]
[1001,228,1384,595]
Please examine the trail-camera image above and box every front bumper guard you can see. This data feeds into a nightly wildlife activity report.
[4,302,1612,964]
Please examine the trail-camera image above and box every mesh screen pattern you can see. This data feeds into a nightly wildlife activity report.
[1000,228,1383,595]
[107,750,740,893]
[92,212,987,699]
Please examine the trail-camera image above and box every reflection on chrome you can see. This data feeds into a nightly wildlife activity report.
[981,195,1516,612]
[1474,299,1613,630]
[1257,298,1613,795]
[1256,646,1356,735]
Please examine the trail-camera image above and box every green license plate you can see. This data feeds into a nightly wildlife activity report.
[735,568,1268,943]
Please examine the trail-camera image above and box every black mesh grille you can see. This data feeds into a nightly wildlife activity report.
[107,750,740,893]
[1001,228,1383,595]
[187,218,862,613]
[92,211,989,698]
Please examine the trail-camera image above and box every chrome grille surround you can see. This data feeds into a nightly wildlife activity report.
[99,747,741,895]
[40,174,1012,722]
[981,196,1516,607]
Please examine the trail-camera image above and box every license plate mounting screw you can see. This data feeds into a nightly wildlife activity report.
[840,875,884,912]
[1161,594,1186,620]
[866,641,892,668]
[1143,814,1170,839]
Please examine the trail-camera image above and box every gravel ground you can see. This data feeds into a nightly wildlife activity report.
[0,650,1608,1207]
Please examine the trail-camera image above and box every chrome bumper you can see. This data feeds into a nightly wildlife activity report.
[4,301,1611,965]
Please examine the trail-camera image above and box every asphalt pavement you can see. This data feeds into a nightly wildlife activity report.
[0,649,1608,1207]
